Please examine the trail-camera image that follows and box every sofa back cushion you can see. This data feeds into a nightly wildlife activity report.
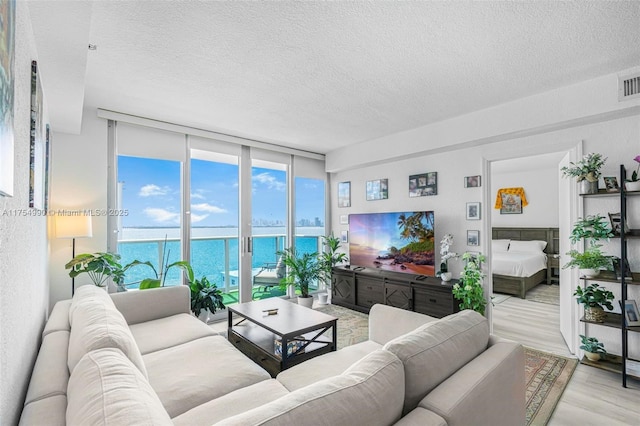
[383,309,489,413]
[68,284,116,325]
[215,350,405,426]
[67,297,147,378]
[67,348,172,426]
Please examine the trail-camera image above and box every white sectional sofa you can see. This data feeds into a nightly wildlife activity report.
[19,285,525,426]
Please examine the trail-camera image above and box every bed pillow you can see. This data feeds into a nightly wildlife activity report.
[508,240,547,253]
[492,239,510,252]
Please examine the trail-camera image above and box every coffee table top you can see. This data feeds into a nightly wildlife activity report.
[229,298,337,336]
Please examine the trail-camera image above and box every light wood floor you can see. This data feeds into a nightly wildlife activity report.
[492,295,640,425]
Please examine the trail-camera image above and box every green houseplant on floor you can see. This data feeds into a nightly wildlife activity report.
[452,252,487,316]
[278,247,322,308]
[189,276,225,323]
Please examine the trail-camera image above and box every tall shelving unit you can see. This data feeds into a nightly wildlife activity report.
[579,165,640,387]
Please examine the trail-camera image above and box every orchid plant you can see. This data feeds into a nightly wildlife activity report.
[626,155,640,182]
[438,233,458,274]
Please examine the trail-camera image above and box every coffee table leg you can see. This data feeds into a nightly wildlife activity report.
[332,320,337,351]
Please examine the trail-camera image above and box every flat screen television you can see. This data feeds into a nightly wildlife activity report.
[349,211,435,275]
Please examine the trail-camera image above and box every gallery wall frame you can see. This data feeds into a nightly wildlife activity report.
[409,172,437,197]
[366,178,388,201]
[466,202,480,220]
[340,230,349,243]
[338,181,351,208]
[467,230,479,246]
[464,175,481,188]
[0,0,16,197]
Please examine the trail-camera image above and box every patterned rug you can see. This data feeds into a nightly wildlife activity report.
[525,347,577,425]
[526,284,560,306]
[317,304,576,425]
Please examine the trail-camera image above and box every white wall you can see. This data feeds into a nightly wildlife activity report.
[0,4,49,424]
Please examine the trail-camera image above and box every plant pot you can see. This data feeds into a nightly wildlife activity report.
[584,306,607,323]
[584,351,601,362]
[197,309,211,323]
[317,293,329,305]
[625,180,640,192]
[579,268,600,278]
[579,180,598,195]
[297,296,314,308]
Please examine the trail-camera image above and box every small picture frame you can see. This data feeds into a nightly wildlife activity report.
[467,230,480,246]
[464,175,481,188]
[500,193,523,214]
[340,230,349,243]
[613,257,633,281]
[366,179,388,201]
[623,300,640,327]
[603,176,619,192]
[338,181,351,208]
[608,212,629,235]
[339,214,349,225]
[466,202,481,220]
[409,172,437,197]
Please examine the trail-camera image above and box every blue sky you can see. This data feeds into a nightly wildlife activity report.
[118,156,324,228]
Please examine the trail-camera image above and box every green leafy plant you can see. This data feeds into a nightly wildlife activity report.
[278,247,322,298]
[319,234,349,289]
[189,276,225,317]
[124,238,193,289]
[625,155,640,182]
[452,252,487,315]
[65,252,126,289]
[561,152,607,182]
[563,245,612,271]
[579,335,607,355]
[573,284,614,310]
[569,215,614,244]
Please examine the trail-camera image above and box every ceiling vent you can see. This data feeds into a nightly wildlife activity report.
[618,70,640,101]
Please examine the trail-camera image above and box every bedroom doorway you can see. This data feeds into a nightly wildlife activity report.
[483,143,581,355]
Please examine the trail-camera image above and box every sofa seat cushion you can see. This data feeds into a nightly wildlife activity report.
[276,339,382,391]
[173,379,290,425]
[67,297,147,378]
[383,309,489,413]
[143,335,271,417]
[129,313,217,355]
[216,349,405,426]
[67,348,172,426]
[19,395,66,426]
[23,331,69,406]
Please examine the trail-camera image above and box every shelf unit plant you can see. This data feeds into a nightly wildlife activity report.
[578,164,640,387]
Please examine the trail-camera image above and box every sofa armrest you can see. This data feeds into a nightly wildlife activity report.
[418,336,525,426]
[368,304,438,345]
[110,286,190,325]
[393,407,447,426]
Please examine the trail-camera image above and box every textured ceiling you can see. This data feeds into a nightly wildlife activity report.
[29,1,640,154]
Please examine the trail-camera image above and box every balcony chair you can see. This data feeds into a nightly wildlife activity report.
[252,257,286,299]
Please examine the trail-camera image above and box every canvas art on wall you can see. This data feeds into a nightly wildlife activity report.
[338,181,351,207]
[29,61,46,209]
[366,178,388,201]
[409,172,437,197]
[0,0,16,197]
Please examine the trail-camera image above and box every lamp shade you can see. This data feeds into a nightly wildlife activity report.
[55,215,93,239]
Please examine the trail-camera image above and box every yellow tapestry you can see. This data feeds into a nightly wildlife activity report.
[494,187,528,209]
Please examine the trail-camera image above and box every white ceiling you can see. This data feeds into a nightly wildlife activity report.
[28,1,640,155]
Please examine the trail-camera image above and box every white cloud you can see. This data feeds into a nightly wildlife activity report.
[190,192,206,200]
[253,172,285,191]
[144,208,180,224]
[191,203,227,213]
[139,184,170,197]
[190,213,209,223]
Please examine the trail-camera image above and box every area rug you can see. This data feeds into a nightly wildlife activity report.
[492,293,511,304]
[525,347,577,426]
[526,284,560,306]
[317,304,576,425]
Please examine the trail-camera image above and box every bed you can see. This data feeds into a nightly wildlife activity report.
[491,227,559,299]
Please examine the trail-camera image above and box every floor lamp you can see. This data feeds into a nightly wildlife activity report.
[55,215,93,296]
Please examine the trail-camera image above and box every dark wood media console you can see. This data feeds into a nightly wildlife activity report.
[331,266,460,318]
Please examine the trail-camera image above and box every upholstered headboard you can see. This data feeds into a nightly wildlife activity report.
[491,227,559,255]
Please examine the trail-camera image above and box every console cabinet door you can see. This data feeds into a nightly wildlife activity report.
[356,277,384,309]
[384,281,411,310]
[332,271,355,306]
[413,286,458,318]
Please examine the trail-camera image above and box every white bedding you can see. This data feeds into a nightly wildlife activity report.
[492,251,547,278]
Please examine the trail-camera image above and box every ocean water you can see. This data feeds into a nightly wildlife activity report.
[118,227,324,288]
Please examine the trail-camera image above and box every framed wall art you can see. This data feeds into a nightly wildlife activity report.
[366,178,388,201]
[338,181,351,207]
[467,230,479,246]
[464,175,481,188]
[339,214,349,225]
[604,176,619,192]
[340,230,349,243]
[409,172,437,197]
[624,300,640,327]
[0,0,16,197]
[29,61,46,209]
[466,202,480,220]
[500,193,522,214]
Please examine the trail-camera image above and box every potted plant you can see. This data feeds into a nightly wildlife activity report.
[189,276,225,323]
[561,152,607,194]
[452,252,487,315]
[569,215,614,244]
[65,252,126,290]
[579,334,607,361]
[437,233,458,282]
[624,154,640,192]
[573,283,614,323]
[318,234,349,304]
[563,245,612,278]
[278,247,322,308]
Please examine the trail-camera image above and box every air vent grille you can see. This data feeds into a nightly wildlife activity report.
[618,73,640,101]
